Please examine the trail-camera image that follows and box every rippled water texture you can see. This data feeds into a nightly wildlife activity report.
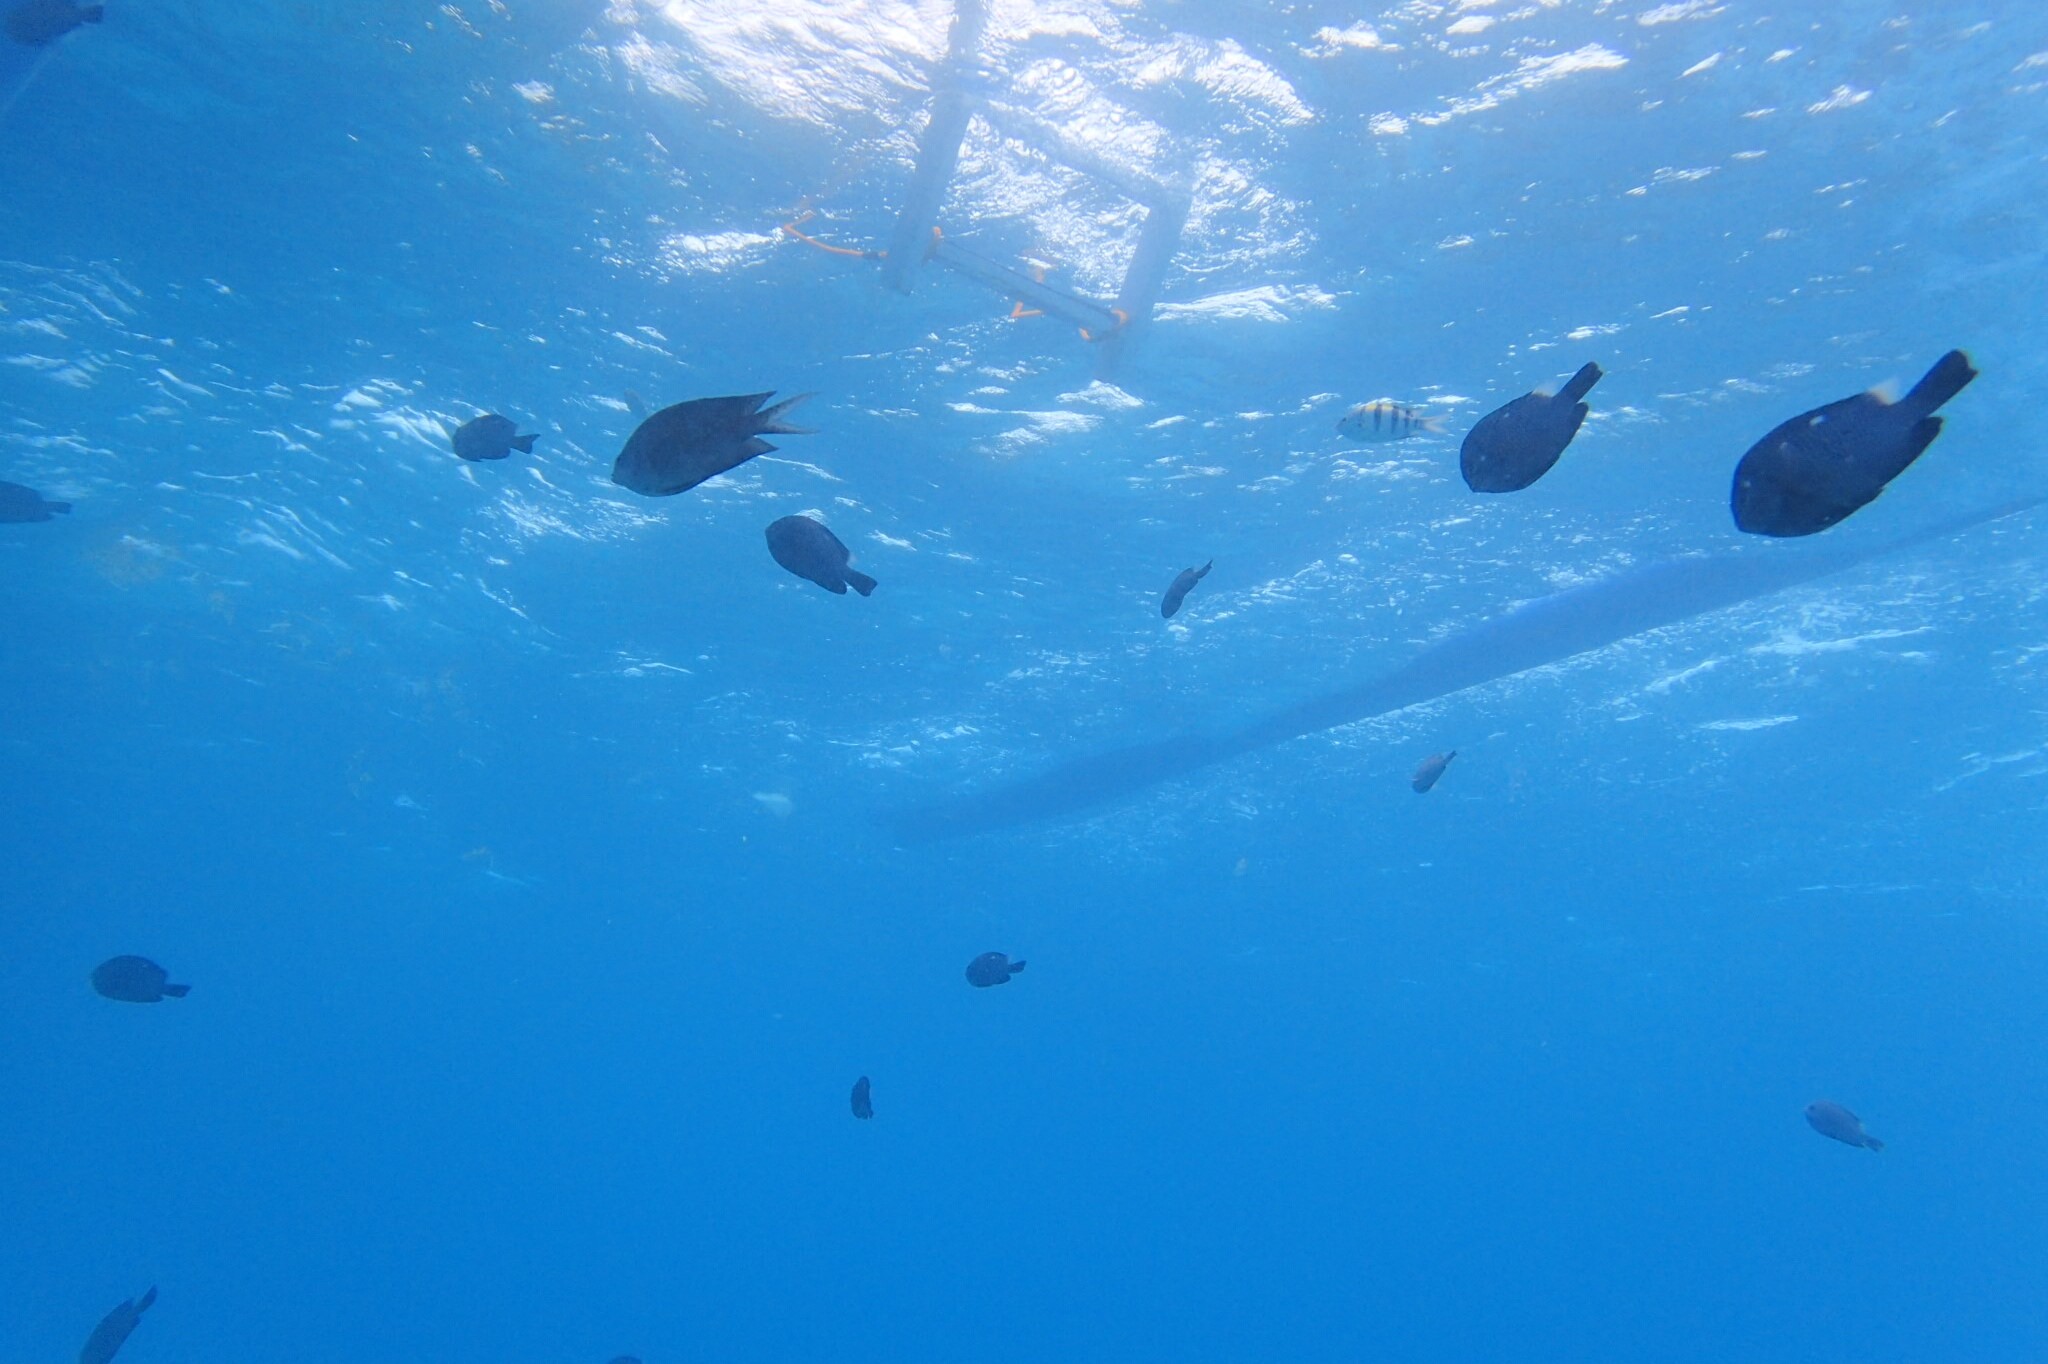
[2,3,2045,1361]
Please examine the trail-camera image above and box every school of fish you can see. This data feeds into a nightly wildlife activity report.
[0,7,1999,1360]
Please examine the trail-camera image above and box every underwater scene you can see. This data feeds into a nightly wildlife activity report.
[3,1,2046,1360]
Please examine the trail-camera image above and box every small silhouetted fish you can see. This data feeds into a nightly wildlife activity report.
[623,389,647,421]
[1733,350,1976,537]
[851,1075,873,1120]
[766,514,876,596]
[1411,751,1455,793]
[1161,560,1211,619]
[965,951,1026,987]
[612,391,814,497]
[1337,400,1446,443]
[91,956,190,1003]
[1805,1100,1884,1152]
[1461,362,1602,493]
[451,413,536,462]
[78,1285,155,1364]
[0,478,70,522]
[6,0,102,46]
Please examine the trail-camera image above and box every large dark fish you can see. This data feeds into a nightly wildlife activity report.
[766,514,876,596]
[91,956,190,1003]
[850,1075,874,1120]
[6,0,102,46]
[1161,560,1211,619]
[890,497,2043,839]
[1410,750,1455,793]
[1461,362,1602,493]
[450,413,536,462]
[1805,1100,1883,1152]
[78,1286,155,1364]
[611,391,813,497]
[965,951,1025,987]
[1733,350,1976,537]
[0,477,70,522]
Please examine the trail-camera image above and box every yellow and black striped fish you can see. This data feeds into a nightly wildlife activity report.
[1336,400,1447,443]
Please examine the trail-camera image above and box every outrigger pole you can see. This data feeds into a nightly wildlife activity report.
[873,0,1190,381]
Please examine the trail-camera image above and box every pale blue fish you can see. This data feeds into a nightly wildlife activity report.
[1337,400,1447,443]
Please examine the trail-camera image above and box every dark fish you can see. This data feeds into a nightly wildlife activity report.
[1805,1100,1884,1152]
[1410,750,1455,793]
[623,389,647,421]
[450,413,536,462]
[766,514,876,596]
[90,956,190,1004]
[0,478,70,522]
[850,1075,873,1120]
[6,0,102,46]
[965,951,1026,988]
[1161,560,1212,619]
[1461,361,1602,493]
[612,391,814,497]
[1733,350,1976,537]
[78,1286,155,1364]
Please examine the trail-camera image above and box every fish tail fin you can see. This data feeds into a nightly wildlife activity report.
[1008,959,1026,974]
[1865,1136,1885,1152]
[1558,361,1603,406]
[162,983,190,998]
[1421,415,1449,434]
[511,434,537,454]
[137,1286,158,1312]
[759,392,816,435]
[48,500,71,514]
[846,569,877,597]
[1902,349,1975,416]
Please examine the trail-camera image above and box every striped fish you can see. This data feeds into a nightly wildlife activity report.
[1336,400,1447,443]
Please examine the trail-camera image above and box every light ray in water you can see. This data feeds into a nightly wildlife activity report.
[893,498,2044,841]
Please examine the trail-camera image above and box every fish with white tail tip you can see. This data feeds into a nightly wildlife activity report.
[1462,362,1603,492]
[1733,350,1975,537]
[1337,399,1446,443]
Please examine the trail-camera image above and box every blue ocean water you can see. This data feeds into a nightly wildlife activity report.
[3,1,2045,1360]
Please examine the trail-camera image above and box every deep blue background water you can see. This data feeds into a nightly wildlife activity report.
[2,2,2045,1360]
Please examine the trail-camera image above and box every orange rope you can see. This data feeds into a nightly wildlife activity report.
[1079,308,1130,343]
[779,211,885,261]
[1007,260,1048,320]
